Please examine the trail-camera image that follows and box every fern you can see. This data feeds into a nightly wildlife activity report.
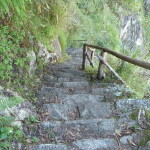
[0,96,24,111]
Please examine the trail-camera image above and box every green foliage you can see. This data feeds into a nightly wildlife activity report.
[0,0,29,17]
[59,32,67,55]
[67,0,122,50]
[24,115,39,125]
[0,96,24,111]
[0,116,24,149]
[0,25,29,83]
[32,136,39,143]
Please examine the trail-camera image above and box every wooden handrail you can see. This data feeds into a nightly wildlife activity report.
[85,44,150,70]
[82,43,150,82]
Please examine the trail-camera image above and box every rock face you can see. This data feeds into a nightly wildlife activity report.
[27,50,37,75]
[38,42,58,64]
[0,87,36,128]
[120,14,143,51]
[27,38,62,76]
[144,0,150,15]
[52,38,62,58]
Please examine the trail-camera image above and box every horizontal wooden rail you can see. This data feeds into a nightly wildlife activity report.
[85,44,150,70]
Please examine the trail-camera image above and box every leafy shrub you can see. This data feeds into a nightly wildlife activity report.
[0,25,29,84]
[0,116,24,149]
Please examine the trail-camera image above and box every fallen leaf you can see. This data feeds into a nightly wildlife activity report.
[115,129,122,136]
[26,138,32,143]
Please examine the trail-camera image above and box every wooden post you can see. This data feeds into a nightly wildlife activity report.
[91,51,94,62]
[82,44,87,70]
[97,51,106,80]
[86,53,94,68]
[97,55,127,85]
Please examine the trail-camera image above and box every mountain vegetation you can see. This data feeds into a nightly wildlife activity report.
[0,0,150,149]
[0,0,149,99]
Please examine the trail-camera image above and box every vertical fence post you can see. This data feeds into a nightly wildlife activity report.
[82,44,86,70]
[91,51,94,62]
[97,51,106,79]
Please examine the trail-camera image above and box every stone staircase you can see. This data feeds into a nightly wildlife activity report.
[24,48,144,150]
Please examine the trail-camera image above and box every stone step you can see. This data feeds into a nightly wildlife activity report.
[38,86,104,104]
[78,102,113,119]
[71,138,118,150]
[42,104,79,121]
[61,81,90,90]
[57,77,88,82]
[26,144,68,150]
[53,69,85,76]
[40,118,117,142]
[42,101,112,121]
[62,94,104,106]
[25,138,118,150]
[92,87,124,101]
[53,71,85,79]
[42,81,91,91]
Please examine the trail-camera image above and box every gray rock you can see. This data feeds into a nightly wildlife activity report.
[52,38,62,58]
[120,135,133,144]
[54,71,84,79]
[27,50,37,75]
[62,82,89,90]
[144,0,150,15]
[72,138,118,150]
[63,94,104,107]
[43,75,55,82]
[120,14,143,51]
[78,102,112,119]
[117,115,136,128]
[116,99,150,112]
[57,77,87,82]
[40,118,117,140]
[38,42,58,64]
[28,144,68,150]
[42,104,73,120]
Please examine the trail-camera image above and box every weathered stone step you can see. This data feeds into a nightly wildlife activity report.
[53,71,85,79]
[42,104,79,121]
[78,102,113,119]
[57,77,88,82]
[43,74,88,84]
[26,144,68,150]
[42,101,112,121]
[43,81,91,90]
[25,138,118,150]
[92,87,124,101]
[71,138,118,150]
[38,86,104,104]
[54,68,85,76]
[62,94,104,106]
[40,118,117,142]
[62,81,89,90]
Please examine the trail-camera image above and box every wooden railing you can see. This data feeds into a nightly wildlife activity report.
[82,43,150,84]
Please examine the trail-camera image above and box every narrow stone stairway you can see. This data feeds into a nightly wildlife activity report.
[24,48,144,150]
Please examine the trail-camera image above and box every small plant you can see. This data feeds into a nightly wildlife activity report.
[32,136,39,143]
[25,115,39,125]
